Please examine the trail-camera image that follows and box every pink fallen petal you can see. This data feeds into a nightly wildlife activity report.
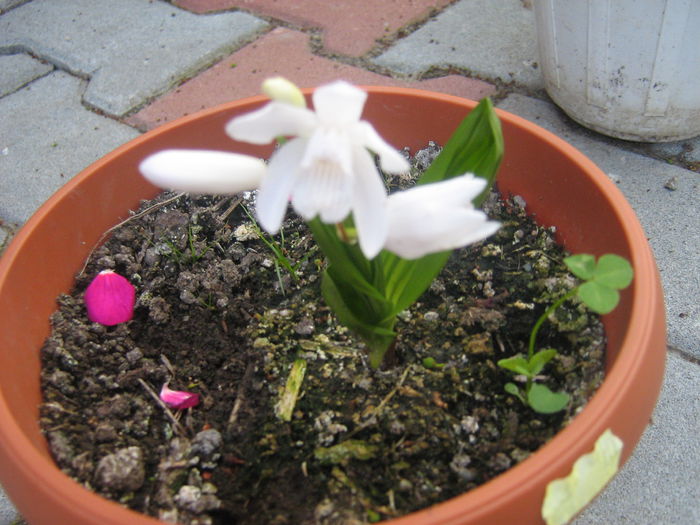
[160,383,201,410]
[84,270,136,326]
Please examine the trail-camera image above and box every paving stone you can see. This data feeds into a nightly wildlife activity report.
[0,0,268,117]
[0,53,53,97]
[646,135,700,166]
[574,351,700,525]
[127,27,496,131]
[0,0,26,14]
[0,71,140,224]
[498,94,700,358]
[174,0,454,57]
[374,0,542,89]
[0,484,18,525]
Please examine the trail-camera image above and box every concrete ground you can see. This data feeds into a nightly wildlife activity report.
[1,1,698,524]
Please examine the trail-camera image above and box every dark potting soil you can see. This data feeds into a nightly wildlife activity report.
[39,145,605,525]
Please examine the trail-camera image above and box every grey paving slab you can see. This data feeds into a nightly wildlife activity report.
[0,71,140,224]
[646,135,700,166]
[0,0,27,14]
[0,0,268,117]
[373,0,542,90]
[0,484,18,525]
[0,53,53,97]
[574,351,700,525]
[498,94,700,359]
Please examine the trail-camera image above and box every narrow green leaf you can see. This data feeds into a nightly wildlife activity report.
[528,383,570,414]
[593,254,634,290]
[418,98,504,207]
[529,348,558,376]
[564,254,596,281]
[497,356,531,377]
[381,250,451,315]
[577,281,620,314]
[321,270,396,369]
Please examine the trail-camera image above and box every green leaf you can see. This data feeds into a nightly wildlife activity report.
[577,281,620,314]
[564,254,596,281]
[422,357,445,369]
[418,98,504,207]
[593,254,634,290]
[380,250,451,315]
[497,356,531,377]
[320,269,396,368]
[529,348,558,376]
[504,382,525,403]
[527,383,569,414]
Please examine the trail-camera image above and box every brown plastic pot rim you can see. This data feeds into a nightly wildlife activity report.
[0,86,665,525]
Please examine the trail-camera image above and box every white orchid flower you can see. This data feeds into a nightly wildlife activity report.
[226,80,410,259]
[139,149,266,195]
[384,174,500,260]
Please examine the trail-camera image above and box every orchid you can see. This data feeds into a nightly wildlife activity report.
[84,270,135,326]
[139,79,505,368]
[384,174,500,260]
[226,80,410,259]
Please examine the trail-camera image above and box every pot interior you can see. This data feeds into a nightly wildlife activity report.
[0,88,656,525]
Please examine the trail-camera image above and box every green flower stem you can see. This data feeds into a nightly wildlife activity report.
[528,287,579,360]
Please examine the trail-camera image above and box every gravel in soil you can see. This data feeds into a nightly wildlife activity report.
[40,146,605,524]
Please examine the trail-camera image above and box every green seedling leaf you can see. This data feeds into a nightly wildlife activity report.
[593,254,634,289]
[529,348,558,376]
[498,356,531,377]
[422,357,445,369]
[564,254,596,281]
[528,383,570,414]
[504,382,526,403]
[578,281,620,314]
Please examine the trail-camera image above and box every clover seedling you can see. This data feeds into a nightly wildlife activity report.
[499,254,633,414]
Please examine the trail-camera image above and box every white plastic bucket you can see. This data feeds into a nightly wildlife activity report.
[533,0,700,142]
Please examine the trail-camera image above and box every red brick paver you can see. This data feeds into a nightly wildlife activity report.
[174,0,454,57]
[127,28,495,131]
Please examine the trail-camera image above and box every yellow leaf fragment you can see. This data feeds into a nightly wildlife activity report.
[275,358,307,422]
[541,429,623,525]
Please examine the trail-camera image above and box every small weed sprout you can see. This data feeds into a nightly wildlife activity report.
[241,204,309,295]
[498,254,633,414]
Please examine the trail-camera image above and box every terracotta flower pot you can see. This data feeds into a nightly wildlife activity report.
[0,87,666,525]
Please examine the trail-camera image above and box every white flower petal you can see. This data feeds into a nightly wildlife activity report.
[351,148,388,259]
[313,80,367,125]
[292,154,352,223]
[393,174,486,208]
[384,175,499,259]
[256,138,306,233]
[226,102,316,144]
[139,149,265,194]
[356,121,410,174]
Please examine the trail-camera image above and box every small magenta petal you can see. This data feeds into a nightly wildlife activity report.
[84,270,135,326]
[160,383,201,410]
